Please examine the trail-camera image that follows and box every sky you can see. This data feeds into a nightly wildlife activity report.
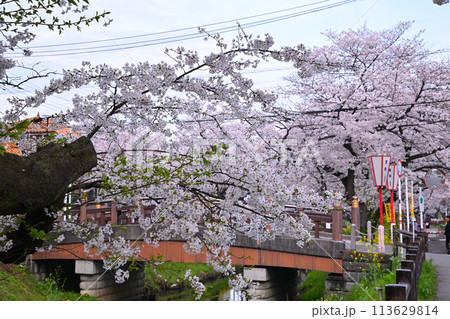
[2,0,450,116]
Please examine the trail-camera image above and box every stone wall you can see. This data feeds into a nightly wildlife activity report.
[244,267,299,301]
[76,260,145,301]
[324,250,391,298]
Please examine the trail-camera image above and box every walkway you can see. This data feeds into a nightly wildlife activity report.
[426,252,450,301]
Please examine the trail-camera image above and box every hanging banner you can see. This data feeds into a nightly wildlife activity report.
[410,186,415,219]
[385,203,391,223]
[391,203,395,222]
[385,203,396,223]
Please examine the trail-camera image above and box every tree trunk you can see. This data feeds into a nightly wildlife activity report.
[341,168,356,201]
[0,137,97,263]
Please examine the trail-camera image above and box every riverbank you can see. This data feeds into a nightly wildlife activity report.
[0,262,97,301]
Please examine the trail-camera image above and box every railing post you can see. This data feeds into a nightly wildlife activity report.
[367,221,372,243]
[111,201,118,225]
[397,268,413,300]
[100,211,105,226]
[350,224,356,250]
[386,230,426,301]
[386,269,413,301]
[314,221,320,238]
[332,207,342,241]
[385,284,408,301]
[351,196,360,232]
[80,202,87,223]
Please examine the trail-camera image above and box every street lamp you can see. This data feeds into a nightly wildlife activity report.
[368,155,391,253]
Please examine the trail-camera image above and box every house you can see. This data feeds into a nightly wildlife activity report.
[3,113,72,156]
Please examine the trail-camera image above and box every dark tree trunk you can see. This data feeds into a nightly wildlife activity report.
[341,168,356,202]
[0,137,97,263]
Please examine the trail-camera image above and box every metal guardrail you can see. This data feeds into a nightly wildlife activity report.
[385,230,428,301]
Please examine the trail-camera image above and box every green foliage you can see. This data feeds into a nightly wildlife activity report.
[342,220,352,235]
[0,0,110,34]
[297,271,329,301]
[418,259,438,301]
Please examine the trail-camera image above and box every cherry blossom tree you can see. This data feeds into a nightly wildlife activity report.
[280,21,450,221]
[2,1,449,298]
[1,2,335,298]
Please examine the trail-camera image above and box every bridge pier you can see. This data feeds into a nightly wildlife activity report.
[27,258,145,300]
[244,267,299,301]
[27,258,48,282]
[76,260,145,301]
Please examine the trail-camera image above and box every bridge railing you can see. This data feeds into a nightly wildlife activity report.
[384,230,428,301]
[57,200,156,226]
[284,205,348,241]
[59,201,353,243]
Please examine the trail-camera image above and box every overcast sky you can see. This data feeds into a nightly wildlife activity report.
[3,0,450,116]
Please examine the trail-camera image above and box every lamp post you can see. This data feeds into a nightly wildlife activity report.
[368,155,391,253]
[386,163,399,244]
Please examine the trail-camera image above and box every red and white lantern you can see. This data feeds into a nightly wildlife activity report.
[368,154,391,253]
[368,155,391,187]
[386,164,399,191]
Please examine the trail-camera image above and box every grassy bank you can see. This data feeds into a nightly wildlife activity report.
[0,261,229,301]
[0,262,97,301]
[298,258,438,301]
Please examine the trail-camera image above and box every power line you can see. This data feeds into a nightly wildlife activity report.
[26,0,339,49]
[6,0,360,58]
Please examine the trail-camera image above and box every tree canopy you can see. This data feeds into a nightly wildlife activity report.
[280,22,450,217]
[1,1,449,298]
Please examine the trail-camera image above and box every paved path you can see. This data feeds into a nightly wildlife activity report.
[426,252,450,301]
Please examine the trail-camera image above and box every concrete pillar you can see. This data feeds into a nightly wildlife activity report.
[243,267,298,301]
[76,260,145,301]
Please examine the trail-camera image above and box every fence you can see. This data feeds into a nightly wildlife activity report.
[384,230,428,301]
